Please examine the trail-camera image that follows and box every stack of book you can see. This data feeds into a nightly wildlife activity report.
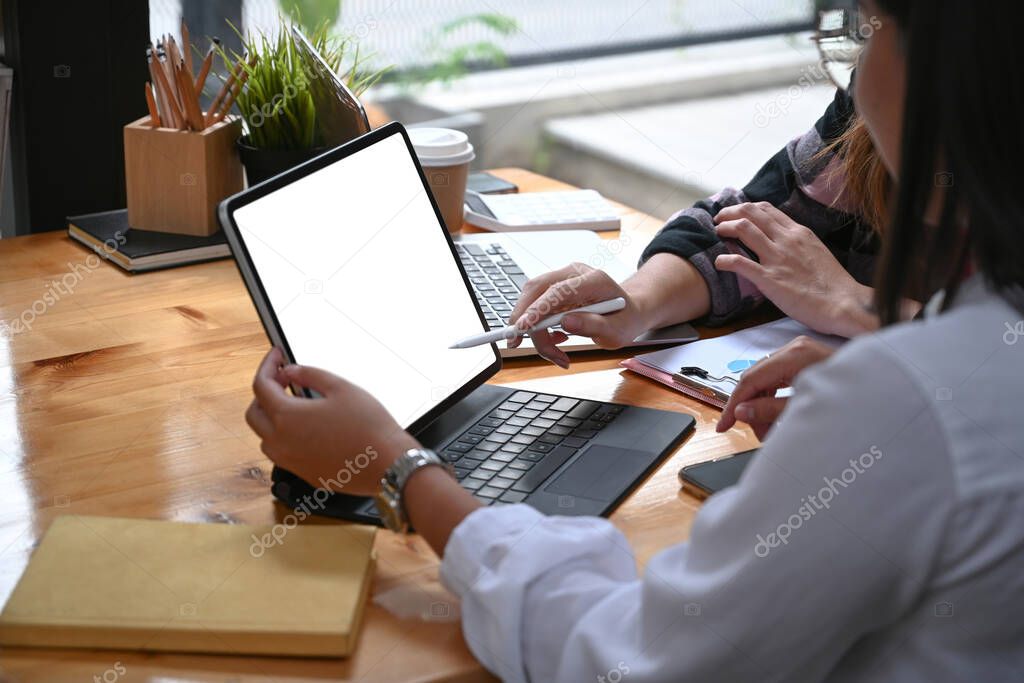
[67,208,231,273]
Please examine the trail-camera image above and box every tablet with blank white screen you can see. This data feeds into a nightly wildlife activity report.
[222,124,499,432]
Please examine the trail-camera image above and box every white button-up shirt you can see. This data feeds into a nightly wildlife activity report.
[440,276,1024,682]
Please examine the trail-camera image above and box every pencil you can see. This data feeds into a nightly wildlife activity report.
[207,59,239,116]
[176,64,204,131]
[152,49,185,129]
[149,45,172,127]
[212,56,255,123]
[194,38,220,96]
[180,19,194,76]
[145,81,161,127]
[207,58,242,126]
[166,37,182,73]
[146,49,164,122]
[157,49,181,120]
[159,54,181,129]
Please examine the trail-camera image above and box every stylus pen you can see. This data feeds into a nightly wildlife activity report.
[450,297,627,349]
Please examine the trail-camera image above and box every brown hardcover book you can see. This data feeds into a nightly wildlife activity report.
[0,516,376,657]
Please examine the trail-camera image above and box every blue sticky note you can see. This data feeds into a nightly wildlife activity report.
[727,359,758,373]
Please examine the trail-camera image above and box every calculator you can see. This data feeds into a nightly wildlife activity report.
[463,189,621,232]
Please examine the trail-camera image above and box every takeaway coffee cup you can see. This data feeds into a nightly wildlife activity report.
[409,127,475,235]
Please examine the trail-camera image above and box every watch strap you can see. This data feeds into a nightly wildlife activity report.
[377,448,451,533]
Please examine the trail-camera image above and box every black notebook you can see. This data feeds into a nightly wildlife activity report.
[67,209,231,273]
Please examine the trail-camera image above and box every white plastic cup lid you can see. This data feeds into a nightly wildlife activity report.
[408,127,475,166]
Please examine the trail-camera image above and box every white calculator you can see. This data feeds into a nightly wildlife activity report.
[463,189,621,232]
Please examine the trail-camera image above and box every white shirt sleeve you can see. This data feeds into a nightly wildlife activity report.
[440,336,959,683]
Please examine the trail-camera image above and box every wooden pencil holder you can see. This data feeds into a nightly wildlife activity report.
[124,116,243,237]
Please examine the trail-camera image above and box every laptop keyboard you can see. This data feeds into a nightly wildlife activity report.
[456,243,528,330]
[439,390,624,505]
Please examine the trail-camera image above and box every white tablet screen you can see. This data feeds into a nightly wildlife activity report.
[232,131,495,429]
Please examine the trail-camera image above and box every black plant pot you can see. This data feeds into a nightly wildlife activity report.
[236,137,329,186]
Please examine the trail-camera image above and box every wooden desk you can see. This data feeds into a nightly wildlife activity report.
[0,169,757,683]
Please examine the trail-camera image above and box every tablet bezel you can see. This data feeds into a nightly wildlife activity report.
[218,121,502,436]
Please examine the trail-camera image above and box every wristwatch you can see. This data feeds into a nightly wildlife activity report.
[375,448,452,533]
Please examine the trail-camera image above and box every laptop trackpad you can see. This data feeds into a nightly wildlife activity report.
[544,445,651,502]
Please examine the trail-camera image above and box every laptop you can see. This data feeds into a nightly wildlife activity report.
[291,26,371,145]
[292,26,698,358]
[218,122,696,525]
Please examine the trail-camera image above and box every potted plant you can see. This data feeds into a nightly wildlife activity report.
[220,19,388,185]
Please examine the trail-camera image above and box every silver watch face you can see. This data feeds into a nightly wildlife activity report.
[377,449,447,534]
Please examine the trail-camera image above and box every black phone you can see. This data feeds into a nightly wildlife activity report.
[678,449,758,499]
[468,171,518,195]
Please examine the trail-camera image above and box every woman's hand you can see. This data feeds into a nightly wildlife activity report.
[245,348,418,497]
[713,203,877,338]
[717,336,835,439]
[507,263,651,369]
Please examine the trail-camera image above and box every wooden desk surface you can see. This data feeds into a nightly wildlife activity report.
[0,168,757,682]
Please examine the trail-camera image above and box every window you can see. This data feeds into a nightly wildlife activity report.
[151,0,814,74]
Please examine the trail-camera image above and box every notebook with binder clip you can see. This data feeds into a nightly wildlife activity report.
[622,318,844,409]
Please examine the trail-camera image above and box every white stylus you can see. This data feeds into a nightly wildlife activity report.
[449,297,627,349]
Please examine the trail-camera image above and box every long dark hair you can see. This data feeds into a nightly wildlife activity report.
[872,1,1024,324]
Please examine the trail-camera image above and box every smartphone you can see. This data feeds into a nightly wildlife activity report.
[678,449,758,499]
[468,171,518,195]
